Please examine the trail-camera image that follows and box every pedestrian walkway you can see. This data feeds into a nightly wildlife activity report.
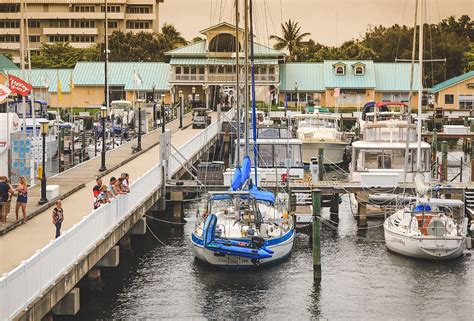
[0,114,193,236]
[0,112,214,273]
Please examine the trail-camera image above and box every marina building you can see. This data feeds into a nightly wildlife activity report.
[0,22,471,111]
[430,71,474,110]
[0,0,164,63]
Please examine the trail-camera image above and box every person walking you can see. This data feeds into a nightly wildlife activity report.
[15,176,28,224]
[0,176,14,225]
[52,200,64,238]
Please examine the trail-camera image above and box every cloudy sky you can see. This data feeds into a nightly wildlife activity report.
[160,0,472,46]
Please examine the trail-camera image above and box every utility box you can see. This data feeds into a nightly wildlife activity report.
[134,108,148,134]
[310,157,319,185]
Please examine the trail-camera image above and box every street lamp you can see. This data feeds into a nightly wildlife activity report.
[99,106,107,172]
[136,99,143,152]
[191,86,196,108]
[294,81,298,111]
[152,82,156,129]
[38,120,49,204]
[178,90,183,129]
[161,93,166,133]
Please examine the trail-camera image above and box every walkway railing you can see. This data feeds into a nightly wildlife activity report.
[0,108,234,321]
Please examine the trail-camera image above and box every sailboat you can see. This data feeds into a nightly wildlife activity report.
[191,0,295,268]
[383,0,469,260]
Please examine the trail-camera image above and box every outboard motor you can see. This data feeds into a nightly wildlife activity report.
[251,236,265,249]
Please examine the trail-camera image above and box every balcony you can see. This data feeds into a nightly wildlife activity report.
[43,28,99,35]
[25,12,124,20]
[126,29,153,34]
[125,14,155,20]
[170,74,278,83]
[0,43,20,50]
[0,28,20,35]
[70,42,96,49]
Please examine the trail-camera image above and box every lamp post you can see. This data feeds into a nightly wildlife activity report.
[161,93,166,133]
[191,86,196,108]
[99,106,107,172]
[136,99,143,151]
[178,90,183,129]
[294,81,298,111]
[152,82,156,129]
[38,120,49,204]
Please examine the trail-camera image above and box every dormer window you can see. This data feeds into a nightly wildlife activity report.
[335,65,345,75]
[352,62,366,75]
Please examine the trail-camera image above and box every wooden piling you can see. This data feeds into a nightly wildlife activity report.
[357,192,369,228]
[330,193,339,225]
[431,129,437,177]
[312,189,322,281]
[318,148,324,182]
[471,159,474,182]
[441,141,448,182]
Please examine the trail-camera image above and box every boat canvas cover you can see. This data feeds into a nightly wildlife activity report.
[209,189,275,204]
[241,156,251,186]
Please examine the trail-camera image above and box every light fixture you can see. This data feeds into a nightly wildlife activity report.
[39,120,49,135]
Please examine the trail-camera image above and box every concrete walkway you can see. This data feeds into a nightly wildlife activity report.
[0,113,216,274]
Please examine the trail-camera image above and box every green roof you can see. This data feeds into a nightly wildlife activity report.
[280,61,420,92]
[73,62,170,91]
[5,69,73,93]
[324,60,376,89]
[430,71,474,93]
[0,54,18,71]
[169,57,278,65]
[279,63,325,91]
[374,63,420,91]
[165,40,284,58]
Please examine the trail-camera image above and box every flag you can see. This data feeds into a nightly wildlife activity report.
[57,75,63,104]
[41,74,50,88]
[69,71,74,89]
[133,69,143,87]
[8,74,32,96]
[0,84,11,103]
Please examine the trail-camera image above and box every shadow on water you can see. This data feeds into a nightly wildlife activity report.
[60,196,472,320]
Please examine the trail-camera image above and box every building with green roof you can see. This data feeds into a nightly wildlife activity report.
[430,71,473,110]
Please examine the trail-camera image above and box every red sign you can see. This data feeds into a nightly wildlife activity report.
[8,74,32,97]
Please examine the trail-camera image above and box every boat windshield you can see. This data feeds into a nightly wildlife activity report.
[238,143,303,168]
[249,127,291,139]
[298,118,335,129]
[353,147,430,172]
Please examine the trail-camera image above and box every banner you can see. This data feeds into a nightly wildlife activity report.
[8,74,32,97]
[0,84,11,102]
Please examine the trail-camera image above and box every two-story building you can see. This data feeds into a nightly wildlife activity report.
[430,71,474,110]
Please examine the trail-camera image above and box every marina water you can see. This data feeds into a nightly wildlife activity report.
[64,193,473,320]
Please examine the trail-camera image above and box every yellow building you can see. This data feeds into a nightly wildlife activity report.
[430,71,474,110]
[0,0,164,63]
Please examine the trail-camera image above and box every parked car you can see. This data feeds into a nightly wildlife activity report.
[192,108,212,129]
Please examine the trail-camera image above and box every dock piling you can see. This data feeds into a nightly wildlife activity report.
[329,192,339,225]
[318,148,324,182]
[312,189,322,281]
[357,192,369,228]
[441,141,448,182]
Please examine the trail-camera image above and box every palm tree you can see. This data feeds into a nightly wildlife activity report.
[270,19,310,61]
[160,23,187,49]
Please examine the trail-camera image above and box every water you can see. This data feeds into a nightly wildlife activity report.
[64,195,473,320]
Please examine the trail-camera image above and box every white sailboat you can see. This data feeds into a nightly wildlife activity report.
[191,0,294,268]
[383,0,468,260]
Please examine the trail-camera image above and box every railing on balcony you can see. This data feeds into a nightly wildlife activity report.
[171,74,277,83]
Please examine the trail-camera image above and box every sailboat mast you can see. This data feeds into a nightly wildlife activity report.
[19,0,26,132]
[235,0,241,168]
[243,0,250,156]
[249,0,258,185]
[416,0,423,172]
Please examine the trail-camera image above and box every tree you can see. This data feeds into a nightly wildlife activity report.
[270,19,310,61]
[31,43,100,68]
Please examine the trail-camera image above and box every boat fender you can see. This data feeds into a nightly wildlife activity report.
[465,237,472,249]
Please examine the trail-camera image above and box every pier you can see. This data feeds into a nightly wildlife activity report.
[0,108,234,321]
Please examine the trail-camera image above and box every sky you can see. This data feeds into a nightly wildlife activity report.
[160,0,472,46]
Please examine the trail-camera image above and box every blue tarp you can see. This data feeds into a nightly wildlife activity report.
[231,166,242,191]
[241,156,251,186]
[414,204,431,212]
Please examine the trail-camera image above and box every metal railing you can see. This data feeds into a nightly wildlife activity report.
[0,108,235,321]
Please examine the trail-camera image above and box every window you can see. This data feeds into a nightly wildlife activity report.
[74,5,95,12]
[459,95,474,110]
[72,35,95,43]
[126,21,150,29]
[0,35,20,42]
[101,5,121,13]
[48,35,69,42]
[335,66,345,75]
[175,66,181,74]
[50,20,69,28]
[108,21,118,29]
[72,20,95,28]
[382,93,409,103]
[28,20,40,28]
[268,65,275,74]
[126,6,151,14]
[445,94,454,104]
[198,66,205,74]
[0,5,19,13]
[0,20,20,28]
[109,86,125,101]
[354,66,364,75]
[29,35,40,43]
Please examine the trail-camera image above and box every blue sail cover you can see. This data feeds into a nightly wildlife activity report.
[241,156,251,186]
[250,186,275,204]
[231,166,242,191]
